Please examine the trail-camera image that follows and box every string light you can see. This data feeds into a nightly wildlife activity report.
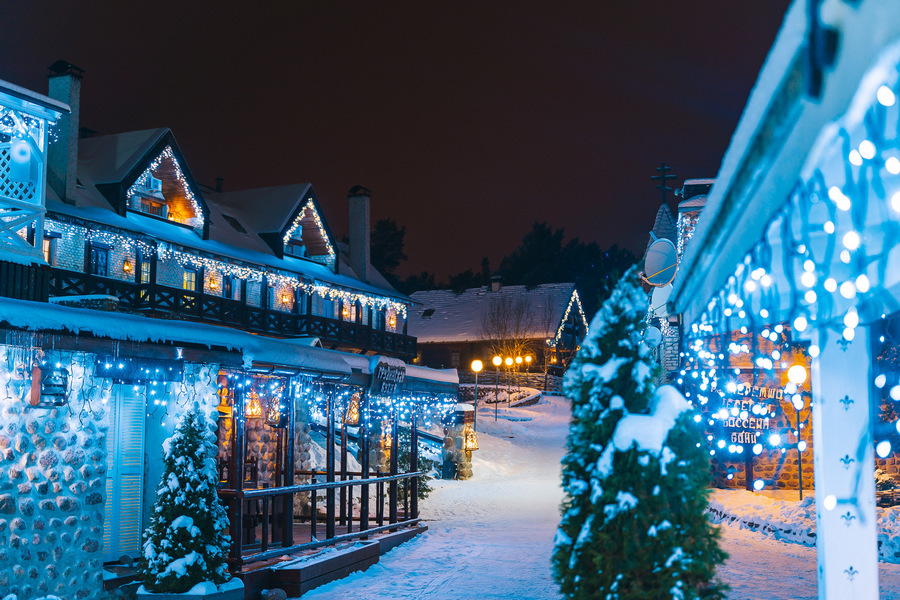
[126,146,204,229]
[548,290,588,348]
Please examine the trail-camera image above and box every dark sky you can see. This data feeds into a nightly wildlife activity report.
[1,2,790,280]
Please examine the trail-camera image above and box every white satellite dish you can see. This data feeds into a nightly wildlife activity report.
[644,326,662,348]
[650,284,673,317]
[644,239,678,286]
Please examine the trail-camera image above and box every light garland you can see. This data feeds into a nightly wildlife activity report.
[0,106,48,150]
[46,219,409,317]
[126,146,204,229]
[548,290,588,348]
[678,72,900,483]
[282,199,335,259]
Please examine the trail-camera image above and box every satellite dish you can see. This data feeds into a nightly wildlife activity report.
[644,239,678,286]
[644,326,662,348]
[650,284,673,317]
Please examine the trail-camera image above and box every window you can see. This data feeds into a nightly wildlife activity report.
[42,236,57,266]
[285,238,307,258]
[222,214,247,234]
[140,199,167,218]
[450,350,460,368]
[139,259,151,284]
[266,285,275,309]
[183,268,198,292]
[89,245,109,277]
[421,308,435,319]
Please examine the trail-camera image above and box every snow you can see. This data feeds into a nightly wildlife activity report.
[611,384,691,455]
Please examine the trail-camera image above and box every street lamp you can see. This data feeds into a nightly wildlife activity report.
[471,359,483,431]
[492,356,502,421]
[515,356,523,393]
[504,357,513,399]
[787,364,808,500]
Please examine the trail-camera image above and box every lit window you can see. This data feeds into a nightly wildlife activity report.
[140,199,167,218]
[183,268,198,291]
[42,237,56,266]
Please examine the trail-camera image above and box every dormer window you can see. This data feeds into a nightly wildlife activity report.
[140,198,167,218]
[126,145,205,231]
[285,236,308,258]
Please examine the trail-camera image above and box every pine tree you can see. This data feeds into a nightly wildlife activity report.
[552,268,727,599]
[140,404,232,593]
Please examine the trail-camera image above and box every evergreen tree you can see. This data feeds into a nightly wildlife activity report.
[553,268,726,599]
[140,404,232,593]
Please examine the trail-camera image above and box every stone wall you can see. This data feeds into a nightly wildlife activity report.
[0,347,108,600]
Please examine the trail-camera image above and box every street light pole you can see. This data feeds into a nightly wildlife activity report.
[492,356,502,421]
[471,360,483,432]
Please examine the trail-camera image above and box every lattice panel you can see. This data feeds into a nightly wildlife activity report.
[0,146,37,202]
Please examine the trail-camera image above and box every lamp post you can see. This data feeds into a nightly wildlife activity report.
[492,356,502,421]
[471,359,483,432]
[515,356,523,393]
[787,364,809,500]
[504,357,513,399]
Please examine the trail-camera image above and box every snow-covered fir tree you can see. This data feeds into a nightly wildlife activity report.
[140,403,232,593]
[553,267,727,599]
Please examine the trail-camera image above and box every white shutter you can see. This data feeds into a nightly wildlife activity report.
[103,397,118,562]
[102,384,146,562]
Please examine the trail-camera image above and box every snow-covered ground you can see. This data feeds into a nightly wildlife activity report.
[297,395,900,599]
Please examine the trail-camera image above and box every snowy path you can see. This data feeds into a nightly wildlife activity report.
[719,523,900,599]
[301,396,570,600]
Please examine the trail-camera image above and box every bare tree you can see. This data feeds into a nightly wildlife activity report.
[479,295,536,362]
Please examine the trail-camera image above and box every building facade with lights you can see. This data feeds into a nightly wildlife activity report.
[669,2,900,597]
[408,281,588,378]
[0,68,458,600]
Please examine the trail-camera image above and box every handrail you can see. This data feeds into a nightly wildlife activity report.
[218,470,424,498]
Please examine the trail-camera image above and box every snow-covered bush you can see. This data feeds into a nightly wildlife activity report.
[552,267,727,599]
[139,403,232,593]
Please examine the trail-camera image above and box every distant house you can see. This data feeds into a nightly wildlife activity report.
[408,281,588,376]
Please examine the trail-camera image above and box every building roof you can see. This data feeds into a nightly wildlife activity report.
[646,202,677,254]
[678,194,708,211]
[0,77,70,115]
[46,128,406,302]
[408,283,578,344]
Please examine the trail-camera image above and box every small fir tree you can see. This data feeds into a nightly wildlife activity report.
[552,268,727,599]
[140,404,232,592]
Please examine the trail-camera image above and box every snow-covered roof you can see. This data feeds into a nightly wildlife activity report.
[678,195,708,211]
[77,128,169,195]
[408,283,577,344]
[214,184,315,240]
[646,203,677,255]
[682,178,715,186]
[0,296,352,376]
[0,77,70,115]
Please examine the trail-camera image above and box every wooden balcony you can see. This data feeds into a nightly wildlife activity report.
[46,268,416,359]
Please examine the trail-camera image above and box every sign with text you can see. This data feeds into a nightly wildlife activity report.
[722,384,782,444]
[370,361,405,398]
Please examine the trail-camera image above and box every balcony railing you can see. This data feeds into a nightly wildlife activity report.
[47,268,416,358]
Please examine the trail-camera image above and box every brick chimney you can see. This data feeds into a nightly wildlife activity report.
[348,185,371,283]
[47,60,84,204]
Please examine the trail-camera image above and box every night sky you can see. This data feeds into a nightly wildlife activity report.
[2,2,790,280]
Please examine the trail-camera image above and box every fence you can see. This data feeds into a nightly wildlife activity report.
[457,370,563,394]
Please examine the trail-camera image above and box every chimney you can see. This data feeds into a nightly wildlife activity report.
[491,275,502,293]
[348,185,372,283]
[215,177,225,193]
[47,60,84,204]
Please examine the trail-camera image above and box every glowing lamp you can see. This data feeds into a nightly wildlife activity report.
[244,391,263,418]
[344,393,360,426]
[492,356,502,367]
[753,479,765,491]
[515,356,523,365]
[525,356,532,365]
[504,357,513,367]
[877,440,892,458]
[787,364,808,386]
[463,424,478,451]
[281,293,291,304]
[123,259,133,272]
[471,360,483,373]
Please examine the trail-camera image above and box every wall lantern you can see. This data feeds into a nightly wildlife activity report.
[265,397,288,428]
[216,375,232,415]
[344,392,360,426]
[244,390,263,418]
[123,259,133,272]
[30,365,69,406]
[463,424,478,451]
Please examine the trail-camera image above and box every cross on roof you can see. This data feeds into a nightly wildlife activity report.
[650,162,677,205]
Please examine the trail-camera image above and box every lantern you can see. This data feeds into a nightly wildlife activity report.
[344,393,360,426]
[32,365,69,406]
[244,390,263,418]
[463,424,478,451]
[265,397,288,428]
[216,375,231,415]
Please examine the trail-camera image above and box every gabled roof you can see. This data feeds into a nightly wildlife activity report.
[73,129,210,237]
[646,202,677,254]
[213,185,337,261]
[407,283,580,344]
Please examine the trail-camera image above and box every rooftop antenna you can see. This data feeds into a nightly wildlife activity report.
[651,162,677,205]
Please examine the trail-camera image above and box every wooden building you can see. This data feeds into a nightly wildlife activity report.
[408,281,588,378]
[0,65,457,600]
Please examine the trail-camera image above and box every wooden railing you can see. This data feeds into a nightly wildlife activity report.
[46,268,416,358]
[217,470,423,566]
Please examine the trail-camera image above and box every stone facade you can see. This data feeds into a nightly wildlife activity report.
[0,347,107,600]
